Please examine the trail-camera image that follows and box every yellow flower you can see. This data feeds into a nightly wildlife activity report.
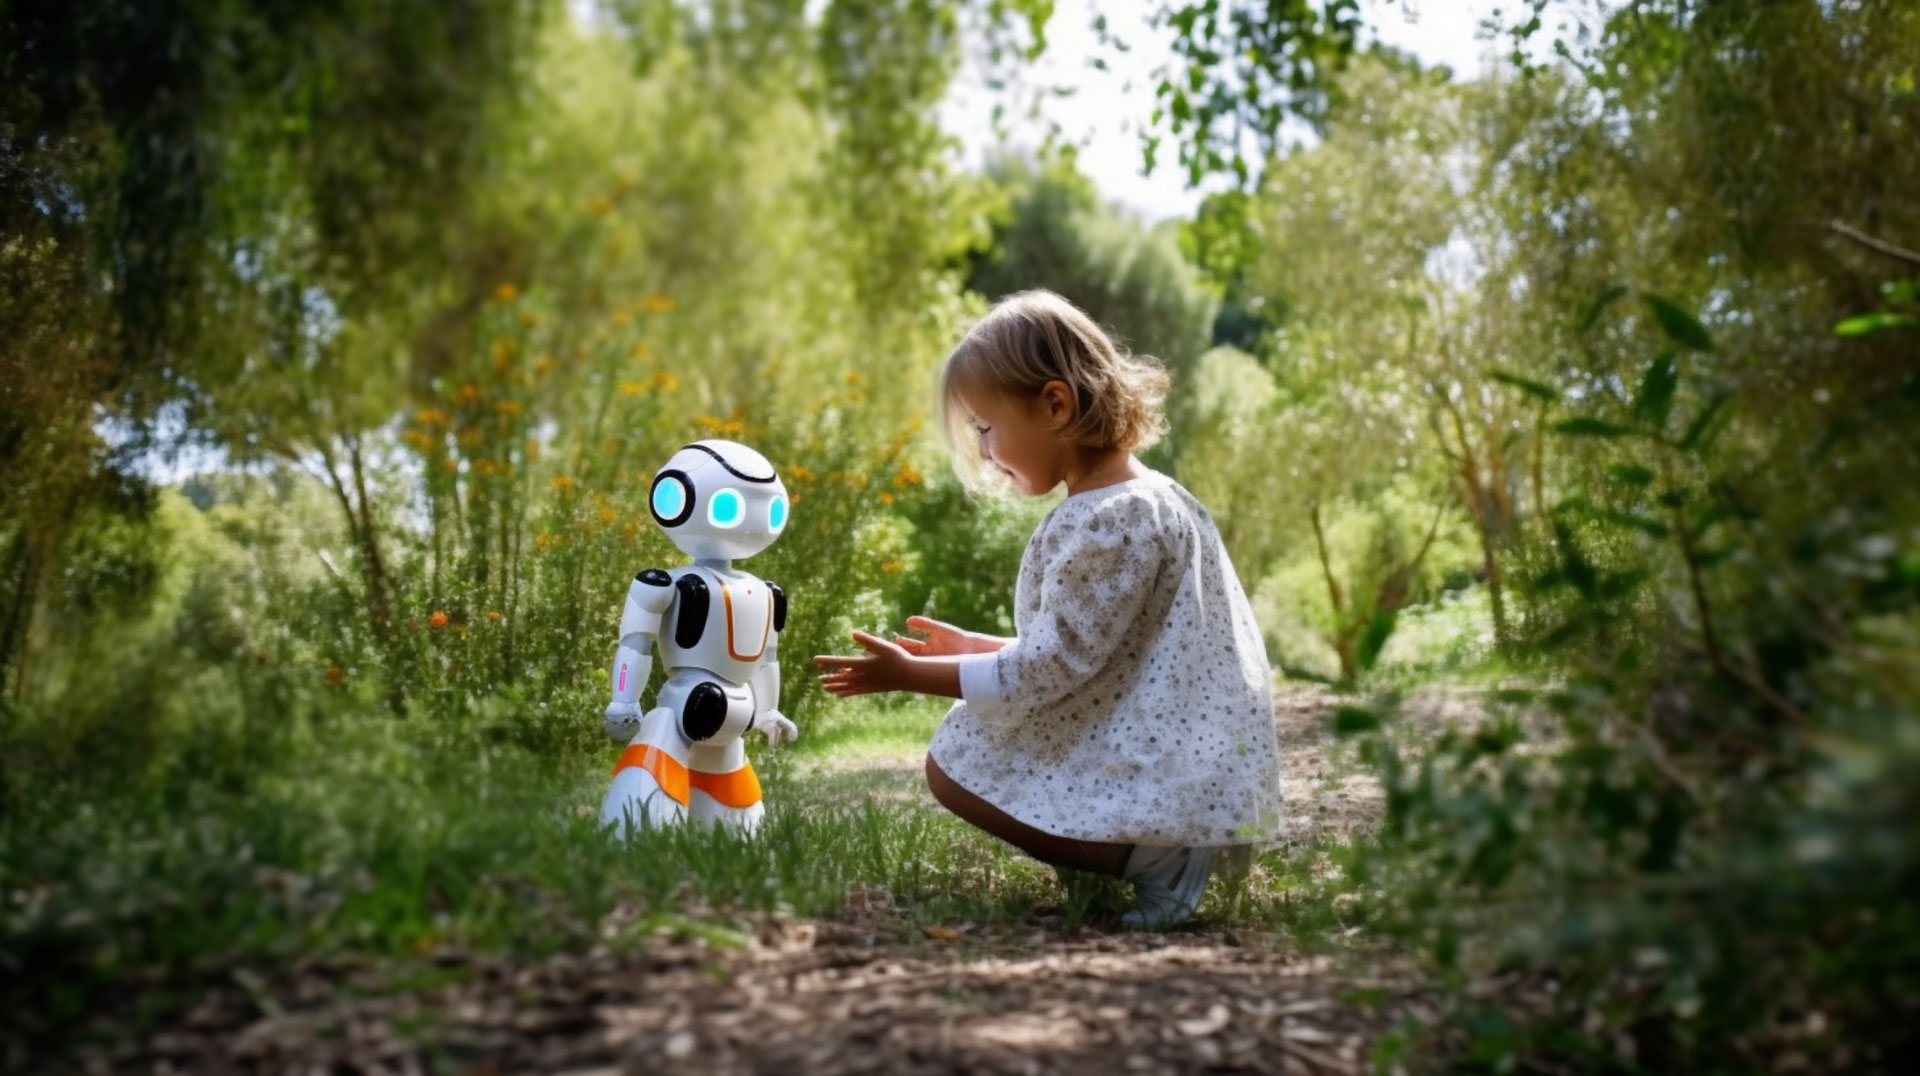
[599,506,617,525]
[492,340,514,374]
[788,465,815,484]
[588,195,613,216]
[612,310,630,327]
[403,430,433,451]
[495,400,524,416]
[878,492,895,505]
[429,611,450,629]
[534,532,552,550]
[475,459,498,475]
[458,383,481,404]
[843,370,863,386]
[879,561,905,574]
[415,408,450,426]
[486,610,503,621]
[458,428,480,447]
[692,414,745,436]
[618,380,647,397]
[518,310,539,329]
[631,342,652,361]
[552,475,576,493]
[651,370,679,393]
[533,354,554,377]
[638,293,674,314]
[495,282,518,303]
[893,465,922,488]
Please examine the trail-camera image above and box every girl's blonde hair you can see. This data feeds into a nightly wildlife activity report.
[938,290,1171,486]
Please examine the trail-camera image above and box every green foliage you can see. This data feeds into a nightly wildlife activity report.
[967,158,1216,358]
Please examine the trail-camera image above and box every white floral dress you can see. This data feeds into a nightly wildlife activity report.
[933,468,1283,847]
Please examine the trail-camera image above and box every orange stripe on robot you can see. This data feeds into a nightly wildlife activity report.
[719,582,771,662]
[690,764,763,809]
[611,743,690,806]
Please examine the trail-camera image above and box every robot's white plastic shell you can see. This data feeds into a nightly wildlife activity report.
[655,565,777,688]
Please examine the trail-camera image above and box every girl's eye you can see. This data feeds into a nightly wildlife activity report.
[973,424,991,437]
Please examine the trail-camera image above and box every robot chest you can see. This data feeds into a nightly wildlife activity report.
[665,573,772,668]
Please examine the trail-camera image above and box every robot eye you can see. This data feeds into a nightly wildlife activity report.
[708,487,745,529]
[650,471,693,527]
[768,495,788,531]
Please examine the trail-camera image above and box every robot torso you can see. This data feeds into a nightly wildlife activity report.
[656,565,785,685]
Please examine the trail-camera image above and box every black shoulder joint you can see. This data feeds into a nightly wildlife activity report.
[768,582,787,632]
[636,568,672,587]
[674,574,709,649]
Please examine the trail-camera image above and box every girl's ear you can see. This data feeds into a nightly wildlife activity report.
[1038,379,1077,431]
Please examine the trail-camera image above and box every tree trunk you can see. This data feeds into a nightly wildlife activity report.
[1309,502,1358,682]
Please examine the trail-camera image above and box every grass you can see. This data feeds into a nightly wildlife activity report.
[0,688,1378,1067]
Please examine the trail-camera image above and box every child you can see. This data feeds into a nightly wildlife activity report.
[813,290,1282,927]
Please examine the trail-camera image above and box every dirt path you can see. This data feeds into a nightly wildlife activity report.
[101,922,1420,1075]
[82,688,1470,1075]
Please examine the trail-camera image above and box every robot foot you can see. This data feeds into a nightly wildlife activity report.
[687,763,766,835]
[601,744,691,836]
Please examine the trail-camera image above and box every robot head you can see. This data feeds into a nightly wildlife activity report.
[648,440,789,561]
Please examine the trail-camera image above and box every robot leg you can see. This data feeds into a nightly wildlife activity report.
[687,740,765,835]
[599,706,691,835]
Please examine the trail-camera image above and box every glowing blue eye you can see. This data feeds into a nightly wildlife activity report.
[651,475,688,523]
[768,496,787,530]
[709,488,744,528]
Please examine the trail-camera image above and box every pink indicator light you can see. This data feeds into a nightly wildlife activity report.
[618,664,628,693]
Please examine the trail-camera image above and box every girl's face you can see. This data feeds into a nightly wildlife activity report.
[958,382,1076,496]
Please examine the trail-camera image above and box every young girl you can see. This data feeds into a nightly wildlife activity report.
[813,290,1282,927]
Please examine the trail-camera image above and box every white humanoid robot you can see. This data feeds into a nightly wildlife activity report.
[599,439,798,835]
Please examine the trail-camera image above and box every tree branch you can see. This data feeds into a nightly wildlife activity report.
[1826,219,1920,268]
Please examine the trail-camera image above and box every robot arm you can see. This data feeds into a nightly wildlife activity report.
[750,581,797,744]
[605,569,675,741]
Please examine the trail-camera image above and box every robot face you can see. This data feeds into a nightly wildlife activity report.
[648,439,789,561]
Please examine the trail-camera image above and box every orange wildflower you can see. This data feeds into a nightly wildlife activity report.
[495,282,519,303]
[429,611,450,629]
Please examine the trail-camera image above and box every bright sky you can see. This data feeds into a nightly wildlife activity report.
[941,0,1576,221]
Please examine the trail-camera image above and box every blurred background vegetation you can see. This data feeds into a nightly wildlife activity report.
[3,0,1916,1071]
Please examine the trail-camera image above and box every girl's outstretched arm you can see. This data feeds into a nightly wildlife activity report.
[813,630,963,699]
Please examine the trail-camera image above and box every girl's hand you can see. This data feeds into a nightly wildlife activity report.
[894,615,1002,657]
[813,630,916,697]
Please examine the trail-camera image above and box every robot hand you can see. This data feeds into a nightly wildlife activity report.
[755,710,799,746]
[604,700,641,742]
